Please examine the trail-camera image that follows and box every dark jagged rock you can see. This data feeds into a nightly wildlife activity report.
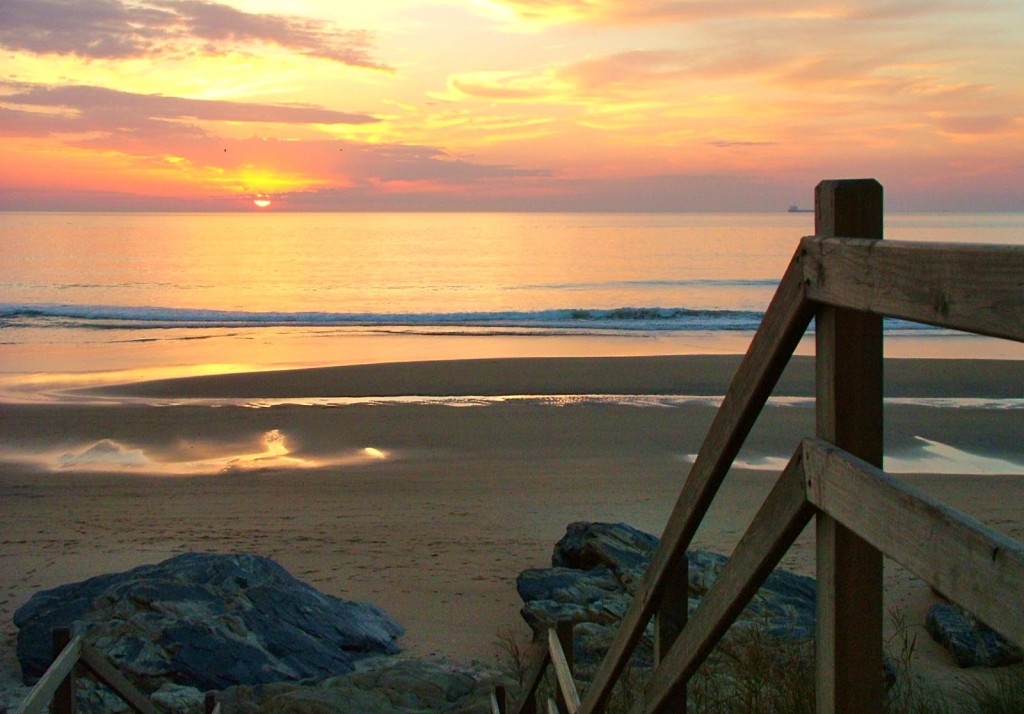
[926,602,1023,668]
[552,521,659,593]
[14,553,403,692]
[518,522,818,668]
[216,657,498,713]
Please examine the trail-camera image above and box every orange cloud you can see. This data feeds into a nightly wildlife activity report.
[0,0,390,69]
[482,0,858,24]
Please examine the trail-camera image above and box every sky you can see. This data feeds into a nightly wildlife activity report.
[1,0,1022,211]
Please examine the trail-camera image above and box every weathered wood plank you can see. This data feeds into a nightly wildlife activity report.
[81,644,159,714]
[802,237,1024,342]
[804,438,1024,646]
[636,452,813,714]
[513,643,549,714]
[549,628,580,714]
[14,634,83,714]
[814,178,885,714]
[653,556,687,712]
[53,628,76,714]
[491,685,507,714]
[578,244,815,714]
[654,562,687,664]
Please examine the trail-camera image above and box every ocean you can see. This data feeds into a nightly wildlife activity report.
[2,210,1024,383]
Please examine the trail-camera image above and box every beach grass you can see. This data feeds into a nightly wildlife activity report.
[496,622,1024,713]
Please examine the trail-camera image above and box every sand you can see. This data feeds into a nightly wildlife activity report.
[1,355,1023,706]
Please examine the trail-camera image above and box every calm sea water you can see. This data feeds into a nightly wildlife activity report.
[2,211,1023,377]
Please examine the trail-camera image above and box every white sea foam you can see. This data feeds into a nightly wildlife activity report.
[682,436,1024,475]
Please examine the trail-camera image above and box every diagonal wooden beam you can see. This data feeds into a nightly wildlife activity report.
[81,644,159,714]
[636,451,813,713]
[578,246,814,713]
[14,634,83,714]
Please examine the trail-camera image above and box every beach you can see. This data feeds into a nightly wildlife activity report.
[1,354,1023,705]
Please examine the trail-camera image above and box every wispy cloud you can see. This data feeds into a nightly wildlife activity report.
[0,0,390,69]
[481,0,972,25]
[0,83,379,137]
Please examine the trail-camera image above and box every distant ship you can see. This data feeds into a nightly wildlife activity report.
[788,204,813,213]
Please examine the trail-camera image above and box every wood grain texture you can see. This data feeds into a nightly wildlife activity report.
[81,644,159,714]
[513,643,550,714]
[549,627,580,714]
[804,438,1024,647]
[635,453,813,714]
[14,634,83,714]
[814,178,886,714]
[578,245,814,714]
[803,237,1024,341]
[653,556,688,712]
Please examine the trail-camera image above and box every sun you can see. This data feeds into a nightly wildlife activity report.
[253,194,272,208]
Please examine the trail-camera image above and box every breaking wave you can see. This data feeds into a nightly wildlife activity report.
[0,303,939,335]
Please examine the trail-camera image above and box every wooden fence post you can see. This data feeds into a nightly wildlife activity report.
[654,555,688,712]
[555,621,574,714]
[814,179,885,714]
[53,627,76,714]
[495,684,508,714]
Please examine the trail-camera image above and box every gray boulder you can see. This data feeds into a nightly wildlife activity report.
[14,552,403,692]
[926,603,1023,668]
[517,522,817,667]
[215,657,498,713]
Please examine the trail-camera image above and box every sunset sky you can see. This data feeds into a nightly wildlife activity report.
[1,0,1022,211]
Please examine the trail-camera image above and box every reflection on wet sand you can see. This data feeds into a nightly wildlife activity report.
[47,429,390,476]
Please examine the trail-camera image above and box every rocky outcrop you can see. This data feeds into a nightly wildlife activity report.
[926,602,1023,668]
[14,552,403,693]
[517,522,817,668]
[216,657,497,713]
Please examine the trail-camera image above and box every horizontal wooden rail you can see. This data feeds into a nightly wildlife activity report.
[636,452,814,714]
[802,237,1024,342]
[579,245,816,713]
[803,438,1024,646]
[555,180,1023,714]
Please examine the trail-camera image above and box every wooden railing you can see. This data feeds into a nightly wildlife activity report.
[504,179,1024,713]
[14,626,222,714]
[14,627,160,714]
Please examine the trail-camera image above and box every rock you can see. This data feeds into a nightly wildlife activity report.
[552,521,659,593]
[151,683,205,713]
[216,657,498,713]
[926,603,1023,668]
[516,566,624,630]
[14,552,403,693]
[518,522,817,667]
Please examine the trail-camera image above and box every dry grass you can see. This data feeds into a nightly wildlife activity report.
[492,615,1024,714]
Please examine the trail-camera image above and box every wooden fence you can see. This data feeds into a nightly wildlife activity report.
[14,179,1022,714]
[503,178,1024,714]
[14,625,223,713]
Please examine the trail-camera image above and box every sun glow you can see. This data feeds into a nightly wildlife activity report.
[253,194,272,208]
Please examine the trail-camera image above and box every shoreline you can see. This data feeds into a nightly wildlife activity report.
[1,354,1023,706]
[97,353,1024,399]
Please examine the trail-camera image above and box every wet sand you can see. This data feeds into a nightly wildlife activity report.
[1,355,1022,705]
